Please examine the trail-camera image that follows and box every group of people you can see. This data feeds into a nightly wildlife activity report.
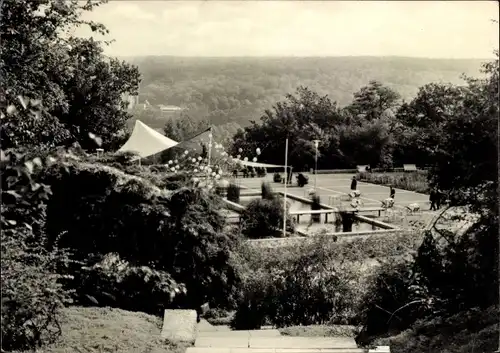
[351,175,444,211]
[351,176,395,198]
[429,188,443,211]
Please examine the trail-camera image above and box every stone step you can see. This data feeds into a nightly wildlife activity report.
[161,309,197,343]
[186,348,365,353]
[186,347,389,353]
[195,336,358,349]
[197,329,282,338]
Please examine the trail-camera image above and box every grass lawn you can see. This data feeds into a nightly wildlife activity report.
[40,306,191,353]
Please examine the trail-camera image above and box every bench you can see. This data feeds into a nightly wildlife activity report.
[289,209,337,223]
[403,164,417,172]
[340,207,386,217]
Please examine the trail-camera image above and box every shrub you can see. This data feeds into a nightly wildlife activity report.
[231,271,272,330]
[74,253,185,316]
[241,197,295,239]
[356,257,431,345]
[357,172,429,194]
[311,195,321,223]
[1,149,72,352]
[261,181,274,200]
[227,182,241,203]
[389,306,498,353]
[232,236,361,329]
[39,159,242,312]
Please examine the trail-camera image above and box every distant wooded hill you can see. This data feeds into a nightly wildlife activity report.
[125,56,486,129]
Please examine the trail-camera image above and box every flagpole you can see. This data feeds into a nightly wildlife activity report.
[283,138,289,237]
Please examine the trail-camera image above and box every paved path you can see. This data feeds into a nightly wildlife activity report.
[234,173,430,210]
[185,317,390,353]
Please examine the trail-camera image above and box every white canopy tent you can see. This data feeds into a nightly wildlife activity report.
[118,120,179,159]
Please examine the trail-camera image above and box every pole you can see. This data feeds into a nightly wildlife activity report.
[283,138,289,237]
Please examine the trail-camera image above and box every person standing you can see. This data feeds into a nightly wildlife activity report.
[389,186,395,199]
[429,189,437,211]
[350,176,357,191]
[436,189,442,209]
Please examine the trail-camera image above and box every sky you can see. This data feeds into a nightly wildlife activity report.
[74,0,499,58]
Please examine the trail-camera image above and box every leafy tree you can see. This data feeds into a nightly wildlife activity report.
[0,0,140,150]
[232,87,343,169]
[345,80,401,123]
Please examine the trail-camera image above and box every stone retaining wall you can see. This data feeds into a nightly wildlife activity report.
[246,228,404,249]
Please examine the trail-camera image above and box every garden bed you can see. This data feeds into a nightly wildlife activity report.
[357,171,429,194]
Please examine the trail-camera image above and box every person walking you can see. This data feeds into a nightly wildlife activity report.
[389,186,395,199]
[436,189,442,209]
[429,189,437,211]
[350,176,357,191]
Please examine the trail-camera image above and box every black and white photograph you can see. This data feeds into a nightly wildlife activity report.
[1,0,499,352]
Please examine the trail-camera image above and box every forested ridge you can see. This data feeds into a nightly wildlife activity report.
[127,56,485,128]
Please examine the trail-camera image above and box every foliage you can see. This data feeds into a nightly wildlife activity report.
[389,306,498,353]
[131,56,482,128]
[356,258,431,344]
[1,0,140,150]
[261,181,274,200]
[231,83,401,169]
[357,171,429,194]
[241,231,423,271]
[39,158,242,311]
[227,182,240,203]
[232,236,363,329]
[241,197,295,239]
[310,194,321,222]
[1,149,73,352]
[74,253,185,316]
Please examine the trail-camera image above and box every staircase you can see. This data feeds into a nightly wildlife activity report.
[160,310,389,353]
[186,324,389,353]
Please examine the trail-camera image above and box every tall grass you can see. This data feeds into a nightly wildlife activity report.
[357,172,429,194]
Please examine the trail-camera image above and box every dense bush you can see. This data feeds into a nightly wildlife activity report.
[261,181,274,200]
[357,171,429,194]
[241,196,295,238]
[389,306,498,353]
[310,194,321,223]
[232,236,361,329]
[227,182,241,203]
[75,253,184,316]
[39,158,242,312]
[1,149,72,352]
[356,258,431,344]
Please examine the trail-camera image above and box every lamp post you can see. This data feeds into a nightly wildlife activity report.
[313,140,320,191]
